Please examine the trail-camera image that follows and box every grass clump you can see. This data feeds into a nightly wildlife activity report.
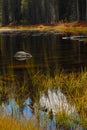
[0,116,39,130]
[0,70,87,128]
[31,70,87,128]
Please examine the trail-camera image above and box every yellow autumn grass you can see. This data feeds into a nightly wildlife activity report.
[32,70,87,123]
[0,22,87,33]
[0,116,38,130]
[0,70,87,128]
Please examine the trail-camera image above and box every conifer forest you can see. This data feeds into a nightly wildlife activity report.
[0,0,87,25]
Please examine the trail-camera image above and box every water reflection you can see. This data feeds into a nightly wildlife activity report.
[39,88,81,129]
[40,88,76,115]
[23,98,32,120]
[62,35,87,42]
[0,32,87,129]
[0,33,87,72]
[0,98,32,120]
[0,88,83,130]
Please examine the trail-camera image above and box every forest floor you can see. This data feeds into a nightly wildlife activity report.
[0,21,87,34]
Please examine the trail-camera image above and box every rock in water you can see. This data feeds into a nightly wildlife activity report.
[14,51,32,61]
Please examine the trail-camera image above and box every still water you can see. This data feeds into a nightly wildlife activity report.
[0,31,87,72]
[0,31,87,129]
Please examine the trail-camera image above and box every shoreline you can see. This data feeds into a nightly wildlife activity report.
[0,22,87,34]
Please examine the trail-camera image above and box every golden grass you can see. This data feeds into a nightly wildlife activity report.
[0,22,87,33]
[0,116,38,130]
[31,70,87,125]
[0,70,87,128]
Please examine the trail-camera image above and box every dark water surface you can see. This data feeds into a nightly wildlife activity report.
[0,32,87,72]
[0,32,87,129]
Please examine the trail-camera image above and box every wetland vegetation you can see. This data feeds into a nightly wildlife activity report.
[0,33,87,129]
[0,0,87,130]
[0,70,87,129]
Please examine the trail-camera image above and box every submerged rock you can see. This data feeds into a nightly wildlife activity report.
[14,51,32,61]
[62,35,87,42]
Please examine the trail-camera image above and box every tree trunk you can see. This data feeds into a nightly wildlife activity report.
[9,0,21,24]
[86,0,87,21]
[1,0,9,25]
[77,0,80,21]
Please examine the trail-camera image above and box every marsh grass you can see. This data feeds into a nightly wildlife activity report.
[0,116,39,130]
[0,70,87,128]
[31,70,87,128]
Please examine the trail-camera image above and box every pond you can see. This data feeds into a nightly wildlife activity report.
[0,31,87,129]
[0,31,87,72]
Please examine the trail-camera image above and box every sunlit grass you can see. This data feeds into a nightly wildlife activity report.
[0,69,87,128]
[0,22,87,33]
[31,70,87,127]
[0,116,39,130]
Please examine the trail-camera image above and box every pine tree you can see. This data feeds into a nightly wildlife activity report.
[77,0,80,21]
[86,0,87,21]
[9,0,21,24]
[1,0,9,25]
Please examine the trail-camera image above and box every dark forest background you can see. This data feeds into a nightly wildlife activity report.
[0,0,87,25]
